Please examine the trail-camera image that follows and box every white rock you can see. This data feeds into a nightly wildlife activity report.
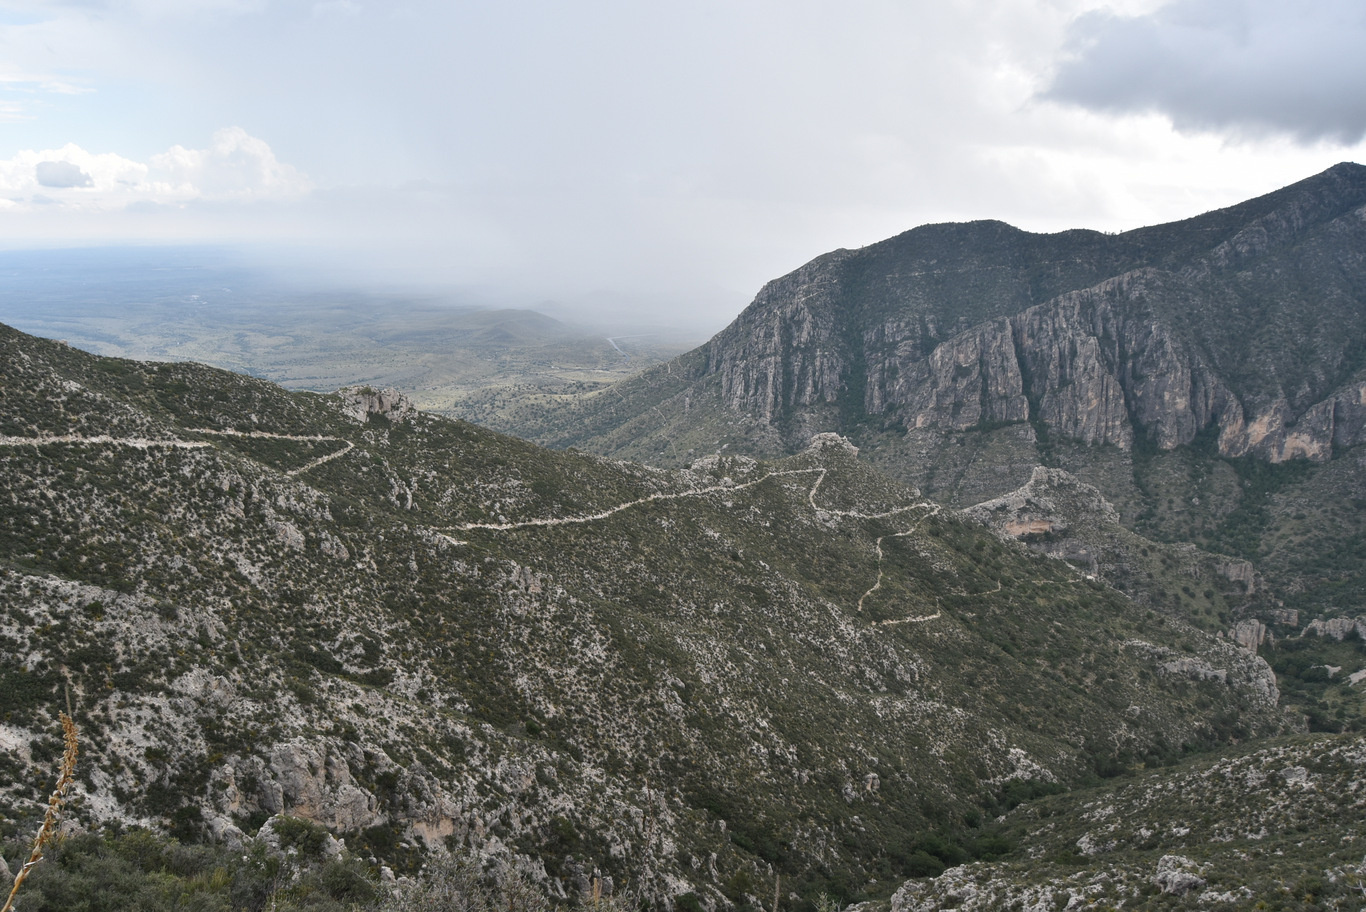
[1153,854,1206,895]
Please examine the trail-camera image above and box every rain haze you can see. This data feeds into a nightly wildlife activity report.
[2,0,1365,332]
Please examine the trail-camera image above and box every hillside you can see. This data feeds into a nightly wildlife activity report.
[517,163,1366,663]
[893,731,1366,910]
[0,321,1298,908]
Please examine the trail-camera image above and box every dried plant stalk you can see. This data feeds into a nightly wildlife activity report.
[0,712,79,912]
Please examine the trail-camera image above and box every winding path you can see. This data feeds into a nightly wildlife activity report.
[0,429,353,477]
[856,504,942,612]
[440,464,956,626]
[0,434,211,450]
[188,429,355,477]
[3,430,965,624]
[439,467,827,535]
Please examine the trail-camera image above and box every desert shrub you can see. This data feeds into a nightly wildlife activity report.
[375,854,549,912]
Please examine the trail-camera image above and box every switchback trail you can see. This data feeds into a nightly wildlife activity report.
[0,434,212,450]
[188,429,356,477]
[0,430,354,477]
[439,465,953,626]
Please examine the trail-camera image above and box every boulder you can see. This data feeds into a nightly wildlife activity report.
[1153,855,1206,895]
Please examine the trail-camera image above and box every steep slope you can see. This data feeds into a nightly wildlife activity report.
[533,163,1366,468]
[0,323,1288,907]
[521,163,1366,656]
[892,731,1366,910]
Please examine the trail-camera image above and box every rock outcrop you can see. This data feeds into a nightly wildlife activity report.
[1303,616,1366,641]
[1153,855,1206,896]
[1230,619,1270,653]
[338,386,415,424]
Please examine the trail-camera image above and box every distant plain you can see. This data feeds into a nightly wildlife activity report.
[0,246,701,434]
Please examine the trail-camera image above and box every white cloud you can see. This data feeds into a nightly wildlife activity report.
[0,128,309,211]
[0,144,147,202]
[149,127,311,200]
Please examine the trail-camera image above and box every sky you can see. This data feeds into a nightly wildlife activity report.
[1,0,1364,329]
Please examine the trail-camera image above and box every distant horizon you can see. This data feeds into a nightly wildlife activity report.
[5,158,1363,339]
[3,2,1365,328]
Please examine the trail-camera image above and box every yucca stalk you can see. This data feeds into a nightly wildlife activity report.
[0,712,79,912]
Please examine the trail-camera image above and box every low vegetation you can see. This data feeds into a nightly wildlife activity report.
[0,322,1298,910]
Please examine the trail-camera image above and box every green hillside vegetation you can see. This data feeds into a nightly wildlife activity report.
[0,321,1297,910]
[491,165,1366,769]
[892,731,1366,911]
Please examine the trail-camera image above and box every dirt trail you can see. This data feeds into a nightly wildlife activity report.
[0,434,212,450]
[189,429,355,476]
[0,429,353,477]
[4,432,964,625]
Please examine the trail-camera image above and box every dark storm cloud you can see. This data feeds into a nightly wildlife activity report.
[35,159,94,188]
[1043,0,1366,144]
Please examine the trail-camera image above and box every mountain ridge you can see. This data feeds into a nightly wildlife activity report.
[530,162,1366,467]
[508,163,1366,641]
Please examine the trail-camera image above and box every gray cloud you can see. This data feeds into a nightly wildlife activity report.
[3,1,1362,333]
[36,160,94,188]
[1043,0,1366,144]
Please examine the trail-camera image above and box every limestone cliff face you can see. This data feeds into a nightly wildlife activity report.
[547,164,1366,485]
[896,270,1239,455]
[705,251,854,420]
[886,318,1029,431]
[681,166,1366,465]
[700,261,1317,459]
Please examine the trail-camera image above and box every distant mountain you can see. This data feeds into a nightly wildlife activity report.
[524,163,1366,637]
[0,321,1295,907]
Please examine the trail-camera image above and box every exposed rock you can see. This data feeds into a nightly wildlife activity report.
[257,814,345,860]
[1125,639,1281,707]
[1230,619,1269,653]
[1267,608,1299,627]
[338,386,416,425]
[270,519,306,552]
[968,466,1118,526]
[1160,657,1228,684]
[259,739,384,832]
[1076,832,1115,856]
[896,318,1029,431]
[1218,560,1257,595]
[1331,380,1366,448]
[964,468,1112,577]
[1153,855,1205,895]
[805,432,859,457]
[1219,396,1336,463]
[1304,617,1366,641]
[1279,766,1311,788]
[706,251,855,422]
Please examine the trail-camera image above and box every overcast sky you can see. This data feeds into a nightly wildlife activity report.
[2,0,1364,328]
